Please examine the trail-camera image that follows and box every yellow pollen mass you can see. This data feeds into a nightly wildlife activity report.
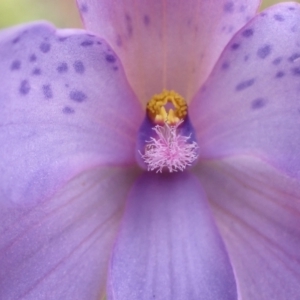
[146,90,187,125]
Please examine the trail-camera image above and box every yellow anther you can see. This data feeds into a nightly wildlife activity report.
[147,90,187,125]
[160,106,168,120]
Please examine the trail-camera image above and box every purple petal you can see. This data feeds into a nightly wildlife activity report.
[190,3,300,178]
[77,0,260,103]
[107,172,237,300]
[0,22,142,205]
[195,156,300,299]
[0,166,139,299]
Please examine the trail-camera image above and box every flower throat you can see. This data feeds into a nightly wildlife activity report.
[136,90,199,173]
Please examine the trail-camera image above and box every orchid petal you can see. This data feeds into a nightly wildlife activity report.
[107,172,237,300]
[0,22,142,205]
[194,156,300,299]
[190,3,300,178]
[0,166,139,299]
[77,0,260,104]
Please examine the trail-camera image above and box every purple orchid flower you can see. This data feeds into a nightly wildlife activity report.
[1,0,300,299]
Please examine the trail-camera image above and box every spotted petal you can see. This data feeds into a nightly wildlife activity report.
[195,156,300,299]
[190,3,300,178]
[0,22,142,299]
[77,0,260,104]
[107,172,237,300]
[0,22,142,205]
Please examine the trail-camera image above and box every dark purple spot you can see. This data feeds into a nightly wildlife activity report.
[32,68,41,76]
[113,66,119,71]
[96,41,102,45]
[288,53,300,63]
[201,85,207,93]
[43,84,53,99]
[40,42,51,53]
[291,67,300,76]
[236,78,255,91]
[65,83,69,88]
[11,60,21,70]
[257,45,272,59]
[288,7,296,11]
[12,36,20,44]
[80,4,88,13]
[70,90,87,102]
[260,12,267,17]
[73,61,85,74]
[81,40,94,47]
[125,13,133,37]
[19,80,30,95]
[231,43,240,50]
[251,98,266,109]
[221,62,230,70]
[63,106,75,114]
[239,5,246,12]
[274,14,285,22]
[57,62,68,73]
[244,55,249,61]
[58,37,68,42]
[224,2,234,13]
[29,54,37,62]
[272,57,282,65]
[106,54,116,63]
[291,26,297,33]
[275,71,285,78]
[242,29,253,38]
[144,15,150,26]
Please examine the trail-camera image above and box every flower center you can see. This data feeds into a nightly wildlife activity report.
[146,90,187,125]
[136,90,199,173]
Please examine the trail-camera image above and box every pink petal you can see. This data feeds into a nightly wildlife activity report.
[77,0,260,104]
[195,156,300,299]
[107,172,237,300]
[190,3,300,178]
[0,22,142,205]
[0,166,139,299]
